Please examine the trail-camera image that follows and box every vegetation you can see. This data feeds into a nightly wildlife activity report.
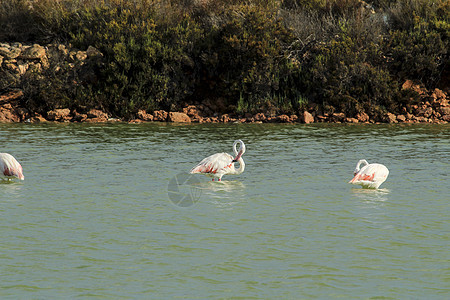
[0,0,449,119]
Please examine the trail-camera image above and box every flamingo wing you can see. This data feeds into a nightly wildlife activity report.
[190,152,234,176]
[0,153,24,180]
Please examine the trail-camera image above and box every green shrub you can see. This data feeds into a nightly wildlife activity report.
[291,17,402,118]
[56,1,204,117]
[0,0,38,41]
[384,0,449,88]
[0,0,447,120]
[196,3,297,113]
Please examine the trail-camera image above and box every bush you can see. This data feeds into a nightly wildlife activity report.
[54,1,204,117]
[384,0,449,88]
[197,2,297,113]
[0,0,448,119]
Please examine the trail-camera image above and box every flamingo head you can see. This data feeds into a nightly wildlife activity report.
[354,159,368,176]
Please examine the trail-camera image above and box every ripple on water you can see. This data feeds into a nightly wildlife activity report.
[0,123,448,298]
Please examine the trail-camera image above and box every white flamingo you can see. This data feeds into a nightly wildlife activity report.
[349,159,388,189]
[190,140,246,181]
[0,153,24,181]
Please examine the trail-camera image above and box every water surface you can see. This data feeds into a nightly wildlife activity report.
[1,123,449,298]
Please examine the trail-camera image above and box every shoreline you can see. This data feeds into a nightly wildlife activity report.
[0,42,448,125]
[0,86,449,125]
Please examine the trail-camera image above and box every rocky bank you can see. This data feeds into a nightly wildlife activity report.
[0,42,449,124]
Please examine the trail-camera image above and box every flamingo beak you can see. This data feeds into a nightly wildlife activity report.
[234,152,242,162]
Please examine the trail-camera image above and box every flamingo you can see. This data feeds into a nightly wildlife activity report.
[349,159,388,189]
[0,153,24,181]
[190,140,246,181]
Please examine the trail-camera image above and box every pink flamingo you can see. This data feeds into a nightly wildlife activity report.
[349,159,388,189]
[190,140,246,181]
[0,153,24,181]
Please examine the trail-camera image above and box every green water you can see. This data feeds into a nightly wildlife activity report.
[0,123,449,299]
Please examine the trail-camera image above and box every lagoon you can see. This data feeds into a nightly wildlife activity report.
[0,123,449,298]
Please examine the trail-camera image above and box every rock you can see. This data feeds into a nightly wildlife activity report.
[290,115,298,122]
[220,114,230,123]
[47,44,69,60]
[346,117,359,123]
[254,113,266,122]
[153,110,168,121]
[396,115,406,122]
[442,115,450,122]
[137,109,154,121]
[316,115,327,122]
[86,109,108,122]
[87,109,107,118]
[0,47,10,57]
[28,62,42,72]
[76,51,88,61]
[432,88,446,100]
[331,112,345,122]
[21,44,46,60]
[8,48,21,59]
[0,106,20,122]
[28,113,48,123]
[4,63,19,74]
[402,80,426,94]
[182,105,202,122]
[17,62,28,75]
[439,107,450,115]
[356,112,369,122]
[73,112,88,122]
[0,47,21,59]
[183,105,200,116]
[402,80,414,90]
[0,90,23,102]
[86,46,103,58]
[386,112,397,123]
[416,116,428,122]
[438,98,449,107]
[302,111,315,124]
[277,114,291,123]
[128,119,144,124]
[16,107,29,120]
[432,111,441,118]
[417,107,433,118]
[47,108,71,121]
[168,112,191,123]
[68,50,78,62]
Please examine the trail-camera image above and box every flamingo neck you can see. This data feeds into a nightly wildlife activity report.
[232,140,239,157]
[233,157,245,175]
[356,159,369,172]
[231,139,245,174]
